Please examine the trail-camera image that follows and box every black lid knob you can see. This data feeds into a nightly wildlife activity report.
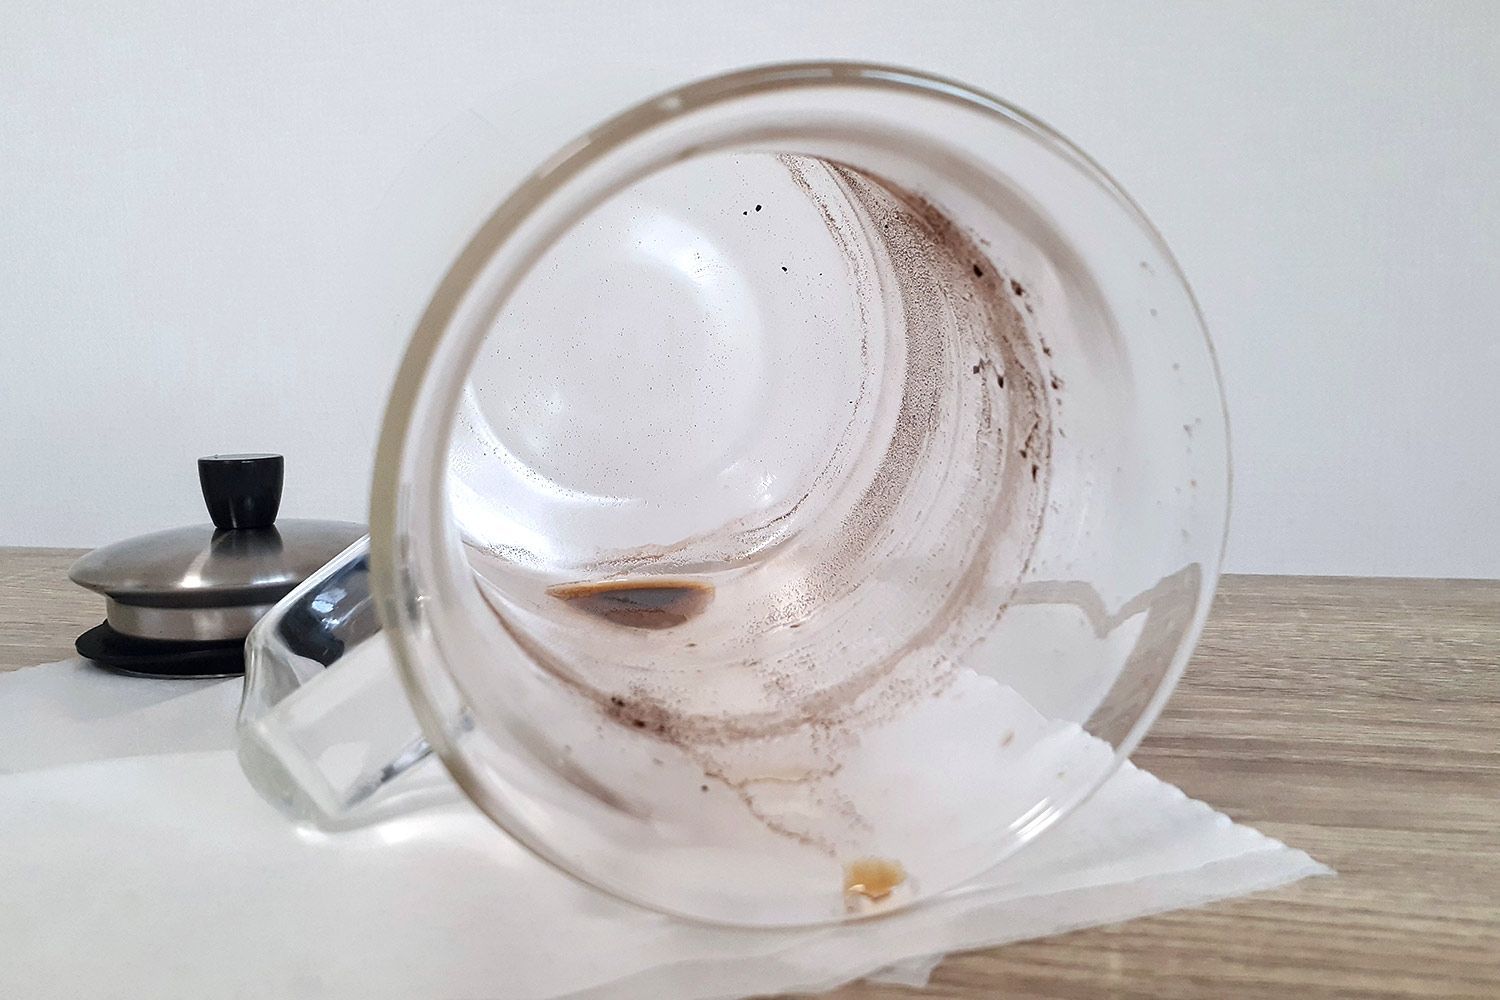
[198,454,283,530]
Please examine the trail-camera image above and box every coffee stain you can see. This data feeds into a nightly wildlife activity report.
[477,153,1055,864]
[546,578,713,630]
[844,857,907,902]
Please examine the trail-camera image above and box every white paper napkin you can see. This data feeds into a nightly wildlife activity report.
[0,660,1330,999]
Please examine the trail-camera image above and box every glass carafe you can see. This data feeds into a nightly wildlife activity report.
[237,62,1229,928]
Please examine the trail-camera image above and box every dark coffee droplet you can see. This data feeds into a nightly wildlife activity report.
[546,578,714,630]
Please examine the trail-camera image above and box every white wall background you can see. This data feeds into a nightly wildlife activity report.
[3,1,1497,577]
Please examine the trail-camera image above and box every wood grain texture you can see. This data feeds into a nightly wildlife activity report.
[2,551,1497,997]
[0,548,99,671]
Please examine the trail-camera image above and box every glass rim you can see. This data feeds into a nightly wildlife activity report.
[367,59,1232,926]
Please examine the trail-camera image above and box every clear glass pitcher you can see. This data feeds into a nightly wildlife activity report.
[236,62,1228,928]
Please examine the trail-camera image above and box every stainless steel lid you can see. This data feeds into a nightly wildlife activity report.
[69,455,365,643]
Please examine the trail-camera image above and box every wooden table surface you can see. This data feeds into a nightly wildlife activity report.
[3,548,1497,998]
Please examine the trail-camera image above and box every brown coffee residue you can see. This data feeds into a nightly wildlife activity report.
[492,153,1052,865]
[546,578,713,630]
[844,857,907,902]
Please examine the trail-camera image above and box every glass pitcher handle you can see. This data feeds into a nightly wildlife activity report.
[236,537,458,828]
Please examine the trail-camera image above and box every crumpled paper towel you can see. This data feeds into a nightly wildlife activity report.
[0,660,1330,999]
